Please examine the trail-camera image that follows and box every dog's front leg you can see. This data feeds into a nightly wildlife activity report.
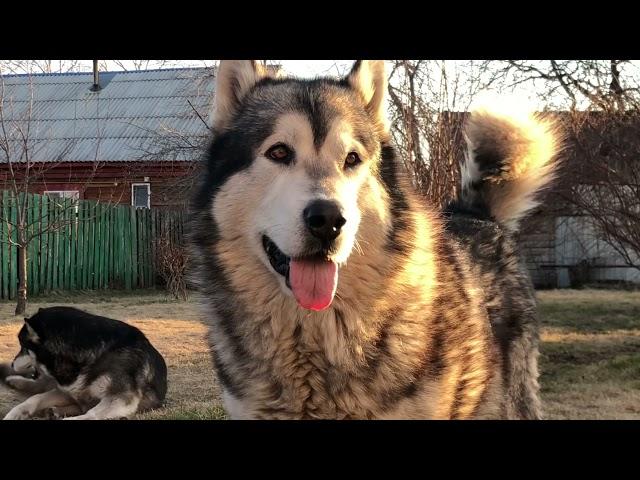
[4,375,56,395]
[3,389,76,420]
[63,395,140,420]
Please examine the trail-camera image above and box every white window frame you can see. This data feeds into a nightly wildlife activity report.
[43,190,79,200]
[43,190,80,216]
[131,183,151,209]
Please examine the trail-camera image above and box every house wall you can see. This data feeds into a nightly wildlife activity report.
[0,161,197,208]
[519,212,640,288]
[520,213,558,288]
[554,215,640,287]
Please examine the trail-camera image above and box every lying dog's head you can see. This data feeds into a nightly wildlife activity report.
[204,60,392,311]
[12,316,43,378]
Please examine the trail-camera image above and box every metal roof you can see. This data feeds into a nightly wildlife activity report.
[0,67,215,162]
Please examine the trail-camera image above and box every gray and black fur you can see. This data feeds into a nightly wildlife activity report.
[1,360,57,395]
[190,60,560,419]
[2,307,167,420]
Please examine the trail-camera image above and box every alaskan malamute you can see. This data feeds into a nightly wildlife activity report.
[2,307,167,420]
[190,60,560,419]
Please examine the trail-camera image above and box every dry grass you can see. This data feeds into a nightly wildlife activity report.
[1,288,638,419]
[537,289,640,419]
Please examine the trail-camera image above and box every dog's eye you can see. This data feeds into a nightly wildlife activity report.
[344,152,361,170]
[266,144,294,165]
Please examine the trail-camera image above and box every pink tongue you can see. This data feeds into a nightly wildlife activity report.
[289,259,338,311]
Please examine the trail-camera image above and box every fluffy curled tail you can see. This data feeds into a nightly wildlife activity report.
[459,105,562,232]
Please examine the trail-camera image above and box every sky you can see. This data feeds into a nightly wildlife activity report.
[276,60,354,77]
[98,60,546,109]
[0,59,580,110]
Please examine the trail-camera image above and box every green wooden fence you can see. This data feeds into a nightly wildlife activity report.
[0,191,185,300]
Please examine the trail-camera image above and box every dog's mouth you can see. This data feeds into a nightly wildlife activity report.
[262,235,338,312]
[262,235,292,286]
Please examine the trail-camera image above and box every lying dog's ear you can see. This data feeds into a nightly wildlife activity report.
[23,318,40,343]
[346,60,389,134]
[211,60,276,132]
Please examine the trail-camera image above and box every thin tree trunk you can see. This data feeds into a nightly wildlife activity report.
[15,243,27,315]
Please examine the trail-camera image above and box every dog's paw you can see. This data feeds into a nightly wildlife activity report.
[4,375,32,390]
[3,405,33,420]
[42,407,62,420]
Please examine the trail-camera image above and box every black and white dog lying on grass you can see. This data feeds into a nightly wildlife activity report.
[1,307,167,420]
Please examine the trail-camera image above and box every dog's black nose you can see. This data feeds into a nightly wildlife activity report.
[303,200,346,243]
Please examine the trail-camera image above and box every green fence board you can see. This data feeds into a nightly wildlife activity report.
[0,192,185,299]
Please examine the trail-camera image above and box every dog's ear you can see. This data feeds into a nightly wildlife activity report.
[346,60,389,134]
[211,60,276,132]
[23,318,40,343]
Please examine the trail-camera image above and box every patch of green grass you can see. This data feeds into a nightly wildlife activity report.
[540,339,640,394]
[537,289,640,419]
[537,290,640,331]
[539,302,640,333]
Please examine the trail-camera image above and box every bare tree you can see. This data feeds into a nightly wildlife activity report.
[486,60,640,272]
[156,225,188,300]
[108,60,171,71]
[558,109,640,271]
[0,71,75,313]
[0,60,85,75]
[484,60,640,110]
[387,60,490,208]
[0,63,117,314]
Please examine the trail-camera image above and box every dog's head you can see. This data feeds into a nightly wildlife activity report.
[204,60,392,311]
[12,316,42,377]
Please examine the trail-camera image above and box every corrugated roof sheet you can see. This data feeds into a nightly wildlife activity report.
[0,67,215,162]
